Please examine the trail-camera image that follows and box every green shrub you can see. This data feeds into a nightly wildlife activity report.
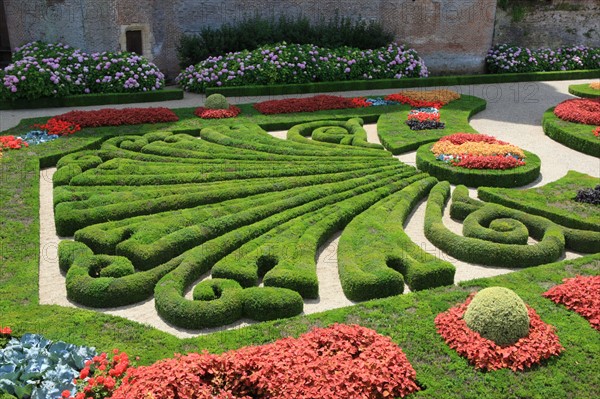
[288,118,383,149]
[242,287,303,321]
[464,287,530,346]
[568,84,600,99]
[176,14,394,67]
[449,185,484,220]
[424,182,565,267]
[416,143,541,188]
[542,108,600,157]
[58,241,93,273]
[338,176,455,301]
[204,94,230,110]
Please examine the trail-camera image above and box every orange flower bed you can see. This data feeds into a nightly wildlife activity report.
[589,81,600,90]
[397,89,460,105]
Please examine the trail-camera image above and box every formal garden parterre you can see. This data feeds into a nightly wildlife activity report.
[1,48,600,397]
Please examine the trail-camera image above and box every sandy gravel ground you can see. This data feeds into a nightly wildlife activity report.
[33,79,599,337]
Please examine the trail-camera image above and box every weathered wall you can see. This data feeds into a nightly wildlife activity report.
[3,0,498,78]
[493,0,600,49]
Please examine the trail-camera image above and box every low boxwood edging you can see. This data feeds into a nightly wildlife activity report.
[0,89,184,110]
[542,108,600,157]
[205,70,600,97]
[424,182,565,268]
[415,143,541,188]
[568,84,600,99]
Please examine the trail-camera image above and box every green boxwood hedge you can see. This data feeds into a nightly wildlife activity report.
[542,108,600,157]
[416,143,541,188]
[338,177,455,301]
[568,83,600,99]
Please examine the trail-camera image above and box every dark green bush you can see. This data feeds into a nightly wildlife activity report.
[177,13,394,67]
[242,287,304,321]
[58,241,93,273]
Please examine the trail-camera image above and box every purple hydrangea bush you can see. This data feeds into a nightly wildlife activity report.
[1,42,165,101]
[177,42,428,93]
[486,44,600,73]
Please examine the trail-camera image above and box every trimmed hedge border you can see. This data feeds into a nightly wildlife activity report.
[568,84,600,99]
[415,143,541,188]
[478,171,600,233]
[338,177,455,301]
[424,182,565,268]
[205,70,600,97]
[0,88,184,110]
[542,108,600,157]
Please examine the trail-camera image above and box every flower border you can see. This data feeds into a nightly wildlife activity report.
[543,275,600,331]
[435,294,563,371]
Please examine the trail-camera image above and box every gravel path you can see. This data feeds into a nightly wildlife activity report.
[33,79,599,337]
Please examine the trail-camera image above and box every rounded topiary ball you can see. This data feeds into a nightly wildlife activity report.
[463,287,530,346]
[204,93,230,110]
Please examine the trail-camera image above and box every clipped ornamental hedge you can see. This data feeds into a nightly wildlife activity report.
[416,143,541,188]
[287,118,383,150]
[338,176,455,301]
[542,108,600,157]
[424,182,565,267]
[568,83,600,99]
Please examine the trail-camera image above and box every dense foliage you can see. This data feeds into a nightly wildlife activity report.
[435,293,563,371]
[574,185,600,205]
[0,334,96,399]
[0,42,165,101]
[543,275,600,331]
[49,107,179,128]
[554,98,600,125]
[177,42,428,93]
[486,44,600,73]
[176,14,394,67]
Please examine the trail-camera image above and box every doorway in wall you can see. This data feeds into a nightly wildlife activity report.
[0,0,11,68]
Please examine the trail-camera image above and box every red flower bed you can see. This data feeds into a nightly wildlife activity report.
[543,275,600,331]
[350,97,372,108]
[35,118,81,136]
[0,135,28,150]
[594,126,599,138]
[195,105,241,119]
[253,95,361,115]
[52,107,179,128]
[554,98,600,125]
[0,326,11,336]
[76,324,420,399]
[435,294,563,371]
[384,93,443,109]
[452,154,525,169]
[439,133,508,146]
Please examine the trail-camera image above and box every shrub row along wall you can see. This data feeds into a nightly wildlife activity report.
[54,121,458,330]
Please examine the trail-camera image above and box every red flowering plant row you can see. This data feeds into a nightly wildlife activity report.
[0,135,29,151]
[384,93,443,109]
[253,94,367,115]
[543,275,600,331]
[71,324,421,399]
[68,349,132,399]
[195,105,242,119]
[432,133,526,170]
[34,118,81,136]
[554,98,600,125]
[50,107,179,128]
[435,294,564,371]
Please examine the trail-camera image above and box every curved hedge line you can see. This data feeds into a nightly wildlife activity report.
[287,118,383,149]
[542,108,600,157]
[338,177,455,301]
[478,171,600,232]
[416,143,541,188]
[568,84,600,99]
[377,95,487,155]
[424,182,565,267]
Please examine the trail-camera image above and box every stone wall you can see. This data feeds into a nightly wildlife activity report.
[493,0,600,49]
[3,0,498,78]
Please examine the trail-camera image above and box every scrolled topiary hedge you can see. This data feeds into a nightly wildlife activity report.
[288,118,383,149]
[415,143,541,188]
[424,182,565,267]
[568,83,600,99]
[542,108,600,157]
[338,176,455,301]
